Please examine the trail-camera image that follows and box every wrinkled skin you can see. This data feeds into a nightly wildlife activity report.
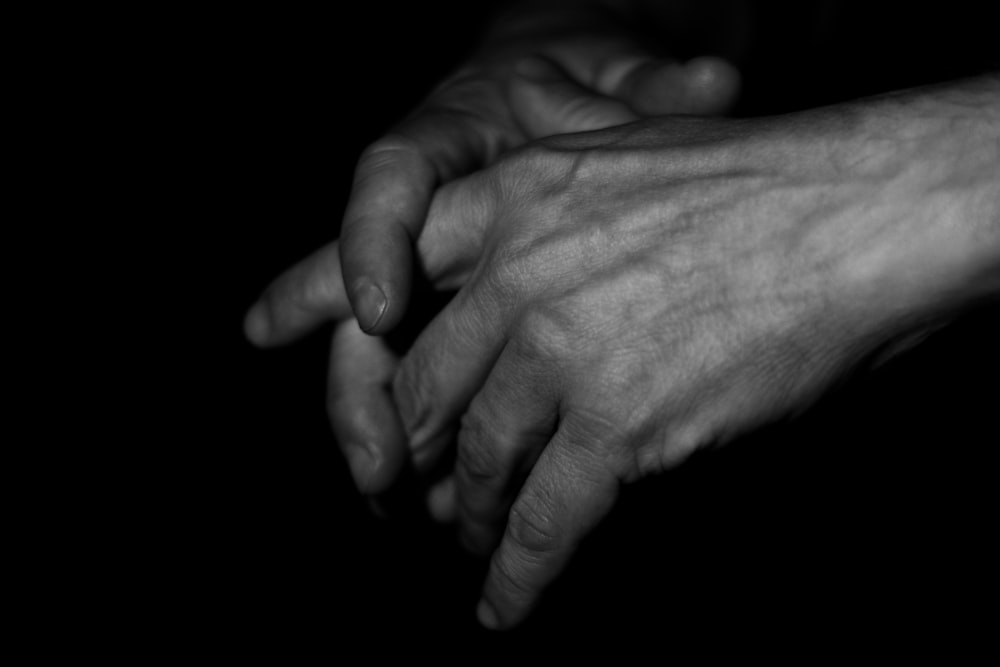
[244,5,998,628]
[245,14,740,496]
[390,84,999,628]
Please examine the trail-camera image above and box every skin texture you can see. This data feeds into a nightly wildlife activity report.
[391,79,1000,628]
[243,4,999,630]
[244,10,741,497]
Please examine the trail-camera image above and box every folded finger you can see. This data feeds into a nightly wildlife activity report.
[328,319,407,494]
[550,39,740,117]
[476,419,621,630]
[339,110,503,335]
[506,55,640,138]
[455,338,560,555]
[393,279,507,474]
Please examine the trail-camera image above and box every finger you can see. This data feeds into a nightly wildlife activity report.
[619,55,741,116]
[244,240,351,347]
[454,338,560,555]
[549,39,740,117]
[327,318,407,495]
[414,171,497,292]
[244,168,492,349]
[476,420,621,630]
[507,55,640,138]
[392,278,507,474]
[339,110,501,336]
[390,168,502,469]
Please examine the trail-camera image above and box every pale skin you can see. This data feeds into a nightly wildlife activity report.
[245,2,1000,632]
[244,0,741,495]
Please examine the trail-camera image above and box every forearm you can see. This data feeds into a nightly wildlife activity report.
[836,74,999,334]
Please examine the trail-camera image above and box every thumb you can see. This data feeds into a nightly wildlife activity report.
[507,55,641,138]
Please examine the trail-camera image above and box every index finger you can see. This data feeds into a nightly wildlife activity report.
[339,109,503,335]
[476,420,620,630]
[243,240,351,347]
[243,167,495,349]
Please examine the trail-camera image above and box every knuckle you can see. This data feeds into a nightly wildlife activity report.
[357,134,420,171]
[510,142,568,177]
[478,250,529,307]
[494,143,573,200]
[451,291,495,344]
[563,410,632,476]
[507,495,561,555]
[513,306,570,361]
[477,237,565,319]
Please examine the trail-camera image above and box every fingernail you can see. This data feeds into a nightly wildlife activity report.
[351,278,387,333]
[244,303,270,345]
[477,598,500,630]
[346,445,376,493]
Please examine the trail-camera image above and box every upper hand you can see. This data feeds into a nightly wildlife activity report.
[393,95,997,627]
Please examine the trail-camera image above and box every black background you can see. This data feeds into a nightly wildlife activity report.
[137,0,998,655]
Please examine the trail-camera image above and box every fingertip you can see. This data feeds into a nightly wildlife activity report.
[329,320,409,496]
[684,56,740,87]
[427,475,457,523]
[476,598,501,631]
[682,56,741,113]
[243,302,271,347]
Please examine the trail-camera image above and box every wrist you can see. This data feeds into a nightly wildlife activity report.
[834,76,1000,331]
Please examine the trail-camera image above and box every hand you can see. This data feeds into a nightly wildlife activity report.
[392,86,999,628]
[245,12,740,496]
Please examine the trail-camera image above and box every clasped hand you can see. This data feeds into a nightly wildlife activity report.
[247,56,993,628]
[388,112,951,627]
